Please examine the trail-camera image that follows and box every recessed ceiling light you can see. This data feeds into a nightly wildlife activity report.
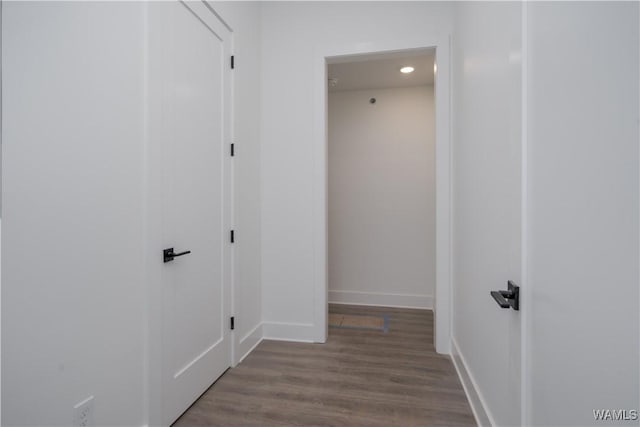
[400,66,415,74]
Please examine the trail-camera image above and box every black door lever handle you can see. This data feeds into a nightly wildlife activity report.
[490,291,511,308]
[163,247,192,263]
[490,281,520,311]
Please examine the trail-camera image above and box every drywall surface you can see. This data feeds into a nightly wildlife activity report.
[2,3,263,425]
[328,86,435,309]
[3,3,263,425]
[214,1,263,362]
[260,1,453,338]
[2,3,146,425]
[527,3,639,425]
[451,2,522,426]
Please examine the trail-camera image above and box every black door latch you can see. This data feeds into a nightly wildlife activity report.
[490,281,519,311]
[163,247,192,263]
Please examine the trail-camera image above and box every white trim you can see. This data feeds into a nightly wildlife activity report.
[312,35,452,353]
[144,4,165,426]
[226,0,238,370]
[433,36,452,355]
[520,2,532,425]
[311,45,328,344]
[236,323,263,364]
[329,290,433,310]
[141,3,152,426]
[451,339,495,427]
[262,322,317,343]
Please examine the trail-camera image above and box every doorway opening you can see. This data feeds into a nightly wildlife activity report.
[327,50,436,334]
[311,40,451,353]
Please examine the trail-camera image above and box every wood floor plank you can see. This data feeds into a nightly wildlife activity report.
[173,305,475,427]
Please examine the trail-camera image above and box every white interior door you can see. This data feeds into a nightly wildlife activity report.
[451,3,523,425]
[158,2,232,425]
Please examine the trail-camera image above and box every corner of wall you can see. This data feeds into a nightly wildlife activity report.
[236,322,264,364]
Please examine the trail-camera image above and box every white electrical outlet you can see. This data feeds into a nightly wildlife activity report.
[73,396,94,427]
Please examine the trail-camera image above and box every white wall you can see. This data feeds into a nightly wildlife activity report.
[526,3,639,425]
[213,1,263,363]
[328,86,435,309]
[2,2,262,425]
[451,2,522,426]
[2,3,146,425]
[260,1,453,341]
[452,2,640,426]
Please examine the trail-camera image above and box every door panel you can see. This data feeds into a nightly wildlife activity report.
[452,2,522,426]
[158,2,232,424]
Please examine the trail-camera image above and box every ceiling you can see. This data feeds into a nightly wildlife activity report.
[327,49,435,93]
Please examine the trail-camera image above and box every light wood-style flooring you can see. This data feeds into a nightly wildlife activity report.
[173,304,475,426]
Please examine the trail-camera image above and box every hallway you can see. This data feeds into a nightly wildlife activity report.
[173,305,474,426]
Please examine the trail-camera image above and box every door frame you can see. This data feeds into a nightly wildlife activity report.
[143,2,235,425]
[520,2,531,425]
[311,35,452,354]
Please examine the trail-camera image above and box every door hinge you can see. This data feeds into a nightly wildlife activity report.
[231,143,235,157]
[230,316,235,330]
[230,230,235,243]
[231,55,235,69]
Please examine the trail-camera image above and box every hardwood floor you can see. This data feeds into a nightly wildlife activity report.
[173,305,475,427]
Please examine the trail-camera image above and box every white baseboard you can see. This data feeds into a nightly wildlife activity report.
[450,338,495,427]
[236,322,263,364]
[328,290,433,309]
[262,321,317,342]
